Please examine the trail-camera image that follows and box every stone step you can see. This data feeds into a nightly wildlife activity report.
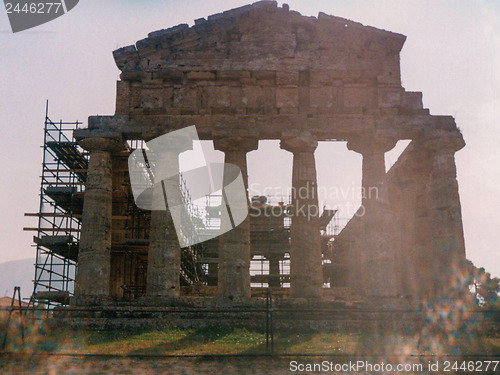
[53,302,427,331]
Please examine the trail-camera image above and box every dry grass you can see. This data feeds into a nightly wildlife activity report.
[0,314,498,374]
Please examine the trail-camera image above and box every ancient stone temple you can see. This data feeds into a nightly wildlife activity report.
[70,1,466,306]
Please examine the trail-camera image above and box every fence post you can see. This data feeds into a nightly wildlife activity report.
[266,288,269,351]
[270,289,274,354]
[15,287,25,348]
[1,286,25,351]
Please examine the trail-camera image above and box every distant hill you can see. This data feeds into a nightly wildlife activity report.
[0,258,34,300]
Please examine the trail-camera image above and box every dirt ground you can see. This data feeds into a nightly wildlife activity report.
[3,354,500,375]
[0,355,308,375]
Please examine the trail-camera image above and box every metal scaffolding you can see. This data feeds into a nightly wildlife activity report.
[26,102,86,307]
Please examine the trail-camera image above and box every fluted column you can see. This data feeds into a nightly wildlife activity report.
[74,136,123,305]
[347,135,398,297]
[214,137,258,302]
[146,137,192,298]
[281,134,322,299]
[424,136,466,298]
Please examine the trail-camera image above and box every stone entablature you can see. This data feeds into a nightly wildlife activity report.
[79,114,460,144]
[114,69,425,117]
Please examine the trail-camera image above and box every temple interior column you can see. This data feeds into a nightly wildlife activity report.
[74,136,123,305]
[280,134,322,299]
[347,135,398,298]
[214,137,258,302]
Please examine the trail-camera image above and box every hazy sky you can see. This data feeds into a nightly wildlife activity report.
[0,0,499,277]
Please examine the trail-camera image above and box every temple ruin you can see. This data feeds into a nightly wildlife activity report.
[30,1,466,309]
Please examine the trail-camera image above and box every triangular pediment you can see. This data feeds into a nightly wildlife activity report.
[113,1,406,72]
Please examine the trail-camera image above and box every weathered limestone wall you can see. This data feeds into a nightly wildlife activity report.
[337,135,466,300]
[346,136,399,298]
[386,142,436,298]
[425,138,467,298]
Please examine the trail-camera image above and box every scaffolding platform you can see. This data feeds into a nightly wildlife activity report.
[46,141,88,180]
[44,187,84,215]
[35,290,70,304]
[34,235,78,262]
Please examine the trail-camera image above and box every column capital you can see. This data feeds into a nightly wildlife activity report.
[213,137,258,153]
[78,136,124,153]
[280,134,318,154]
[420,136,465,154]
[347,135,397,155]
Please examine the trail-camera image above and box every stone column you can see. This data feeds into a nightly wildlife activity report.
[424,136,466,298]
[280,134,322,299]
[347,135,398,298]
[74,136,123,305]
[214,137,258,302]
[146,139,192,299]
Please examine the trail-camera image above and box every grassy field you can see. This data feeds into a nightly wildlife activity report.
[77,328,359,356]
[1,316,499,374]
[1,315,499,356]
